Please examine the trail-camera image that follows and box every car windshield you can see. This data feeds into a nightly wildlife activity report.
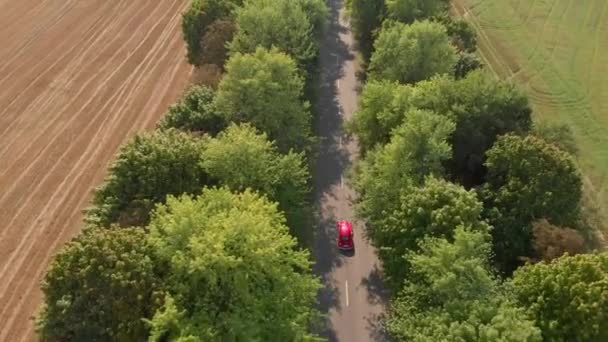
[341,235,350,241]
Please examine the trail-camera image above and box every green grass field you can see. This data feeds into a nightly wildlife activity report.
[454,0,608,216]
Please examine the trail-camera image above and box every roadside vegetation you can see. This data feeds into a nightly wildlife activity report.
[37,0,328,340]
[346,0,608,340]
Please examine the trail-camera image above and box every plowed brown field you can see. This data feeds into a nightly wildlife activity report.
[0,0,192,340]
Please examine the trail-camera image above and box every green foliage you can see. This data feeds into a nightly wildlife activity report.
[511,252,608,341]
[147,188,321,341]
[532,120,578,156]
[157,85,226,135]
[346,0,385,60]
[354,109,455,232]
[199,19,236,67]
[214,47,312,152]
[200,123,310,240]
[181,0,242,66]
[85,129,208,227]
[369,20,457,84]
[349,71,532,184]
[37,227,163,341]
[375,177,491,288]
[229,0,327,74]
[385,0,449,24]
[431,14,478,53]
[454,52,483,79]
[387,227,542,341]
[482,134,583,273]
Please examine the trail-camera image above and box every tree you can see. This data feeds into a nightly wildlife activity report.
[510,252,608,341]
[200,123,311,240]
[376,177,491,289]
[530,219,585,262]
[181,0,242,66]
[385,0,449,24]
[146,188,321,341]
[454,52,483,79]
[431,14,477,53]
[369,20,457,84]
[157,85,226,135]
[229,0,326,75]
[346,0,385,60]
[37,227,163,341]
[532,120,578,156]
[85,129,208,227]
[349,71,533,185]
[387,227,541,341]
[346,80,412,154]
[354,109,455,234]
[482,134,583,273]
[199,19,236,67]
[214,47,312,152]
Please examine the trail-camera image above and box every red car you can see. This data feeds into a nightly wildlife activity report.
[337,220,354,250]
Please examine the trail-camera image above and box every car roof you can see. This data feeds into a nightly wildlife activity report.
[338,220,352,235]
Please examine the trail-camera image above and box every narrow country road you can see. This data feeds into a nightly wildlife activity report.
[313,0,389,341]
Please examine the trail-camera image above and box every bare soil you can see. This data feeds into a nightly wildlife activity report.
[0,0,192,340]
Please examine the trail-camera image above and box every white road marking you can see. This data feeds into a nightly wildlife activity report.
[339,136,342,148]
[337,79,340,89]
[340,175,343,188]
[345,281,349,307]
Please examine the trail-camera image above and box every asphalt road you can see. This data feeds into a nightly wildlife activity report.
[313,0,389,341]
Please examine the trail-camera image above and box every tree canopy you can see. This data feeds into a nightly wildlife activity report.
[510,252,608,341]
[387,227,541,341]
[214,47,312,152]
[85,129,208,227]
[349,70,532,185]
[37,227,163,341]
[157,85,226,135]
[346,0,385,60]
[368,19,457,84]
[354,109,455,231]
[385,0,449,24]
[375,177,491,288]
[199,19,236,67]
[482,134,583,272]
[229,0,326,74]
[181,0,243,65]
[146,188,321,341]
[200,123,310,240]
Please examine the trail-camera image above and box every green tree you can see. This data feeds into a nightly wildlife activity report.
[482,134,583,273]
[431,14,477,53]
[385,0,449,24]
[346,80,413,154]
[454,52,483,79]
[181,0,242,65]
[369,20,457,84]
[387,227,541,341]
[532,120,578,156]
[85,129,208,227]
[511,252,608,341]
[530,219,585,262]
[349,71,532,185]
[147,188,321,341]
[200,123,310,240]
[354,109,455,233]
[214,47,312,152]
[229,0,326,74]
[376,177,491,288]
[199,19,236,67]
[36,227,163,341]
[157,85,226,135]
[346,0,385,60]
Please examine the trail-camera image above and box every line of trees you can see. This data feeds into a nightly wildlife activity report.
[346,1,608,340]
[36,0,330,340]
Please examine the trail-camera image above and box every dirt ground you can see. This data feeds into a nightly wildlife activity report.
[0,0,192,340]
